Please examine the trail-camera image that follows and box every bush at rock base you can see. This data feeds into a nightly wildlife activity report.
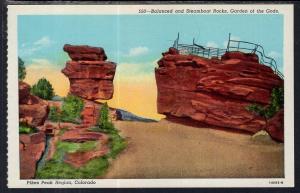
[246,87,284,119]
[107,132,127,159]
[61,95,84,123]
[47,95,84,124]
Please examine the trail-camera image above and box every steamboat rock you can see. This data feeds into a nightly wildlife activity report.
[155,48,284,141]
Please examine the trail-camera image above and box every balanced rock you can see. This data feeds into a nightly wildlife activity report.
[62,44,116,100]
[155,48,284,141]
[63,44,107,61]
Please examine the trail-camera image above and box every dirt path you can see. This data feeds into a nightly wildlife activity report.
[104,120,284,178]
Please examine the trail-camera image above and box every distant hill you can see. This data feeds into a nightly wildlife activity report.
[116,109,157,122]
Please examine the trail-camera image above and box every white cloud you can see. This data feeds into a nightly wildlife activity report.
[33,36,51,46]
[125,46,149,57]
[268,51,281,59]
[27,58,59,70]
[206,41,219,48]
[20,36,53,56]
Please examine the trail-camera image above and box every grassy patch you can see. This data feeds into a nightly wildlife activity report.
[36,140,107,179]
[56,141,98,153]
[90,126,127,159]
[107,132,127,159]
[36,157,108,179]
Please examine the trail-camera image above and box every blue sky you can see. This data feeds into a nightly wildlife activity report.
[18,14,283,73]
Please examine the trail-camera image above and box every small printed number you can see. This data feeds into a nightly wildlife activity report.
[139,9,147,13]
[269,181,283,184]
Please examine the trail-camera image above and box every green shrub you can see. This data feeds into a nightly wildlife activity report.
[31,78,55,100]
[93,102,115,132]
[48,95,84,124]
[19,123,36,134]
[246,87,284,119]
[18,57,26,80]
[61,95,84,123]
[107,132,127,159]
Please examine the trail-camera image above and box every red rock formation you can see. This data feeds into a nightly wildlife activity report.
[62,44,116,100]
[64,44,107,61]
[80,100,120,126]
[266,109,284,142]
[155,48,284,141]
[61,129,109,168]
[19,81,49,127]
[19,132,45,179]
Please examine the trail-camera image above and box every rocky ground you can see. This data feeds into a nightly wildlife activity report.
[104,119,284,178]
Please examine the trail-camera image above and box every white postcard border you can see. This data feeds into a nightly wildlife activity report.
[7,4,294,188]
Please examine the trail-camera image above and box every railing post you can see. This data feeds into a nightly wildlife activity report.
[252,45,258,54]
[226,33,231,52]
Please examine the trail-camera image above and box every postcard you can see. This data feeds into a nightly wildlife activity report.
[7,3,294,188]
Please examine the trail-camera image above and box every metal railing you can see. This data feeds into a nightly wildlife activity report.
[172,33,283,79]
[173,33,227,59]
[226,33,283,78]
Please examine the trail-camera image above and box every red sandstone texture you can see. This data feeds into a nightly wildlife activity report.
[19,132,45,179]
[19,81,49,127]
[155,48,284,141]
[64,44,107,61]
[62,44,116,100]
[81,100,119,126]
[61,129,109,167]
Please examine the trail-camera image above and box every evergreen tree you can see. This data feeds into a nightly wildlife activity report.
[18,57,26,80]
[31,78,55,100]
[99,102,114,131]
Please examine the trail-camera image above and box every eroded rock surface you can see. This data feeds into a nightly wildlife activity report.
[19,81,49,127]
[62,44,116,100]
[155,48,284,141]
[19,132,45,179]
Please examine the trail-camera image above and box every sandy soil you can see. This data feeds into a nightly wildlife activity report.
[104,119,284,178]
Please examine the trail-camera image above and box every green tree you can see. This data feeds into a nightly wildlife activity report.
[61,95,84,123]
[31,78,55,100]
[98,102,114,131]
[18,57,26,80]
